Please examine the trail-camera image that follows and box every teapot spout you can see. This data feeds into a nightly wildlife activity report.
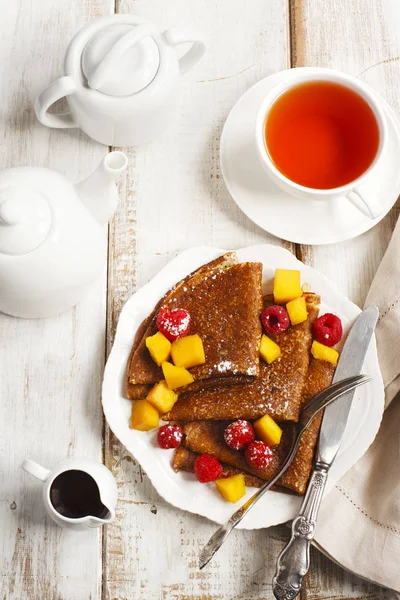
[75,151,128,224]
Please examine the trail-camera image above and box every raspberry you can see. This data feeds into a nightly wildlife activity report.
[313,313,343,347]
[194,454,223,483]
[245,441,273,469]
[224,420,255,450]
[261,305,290,335]
[157,424,183,449]
[156,307,191,342]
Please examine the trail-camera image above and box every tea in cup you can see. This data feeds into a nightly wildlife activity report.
[255,69,387,219]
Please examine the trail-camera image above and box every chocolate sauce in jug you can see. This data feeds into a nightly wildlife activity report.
[50,470,109,519]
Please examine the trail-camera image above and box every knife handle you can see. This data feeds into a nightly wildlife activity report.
[272,464,329,600]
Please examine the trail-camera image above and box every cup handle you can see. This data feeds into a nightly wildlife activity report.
[34,76,77,129]
[345,188,383,220]
[163,29,205,75]
[21,459,51,482]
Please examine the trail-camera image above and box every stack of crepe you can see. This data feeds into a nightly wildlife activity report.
[126,252,335,495]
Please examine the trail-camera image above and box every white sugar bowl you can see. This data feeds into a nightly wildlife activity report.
[34,15,205,147]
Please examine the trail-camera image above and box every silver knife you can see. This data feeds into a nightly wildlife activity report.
[272,306,379,600]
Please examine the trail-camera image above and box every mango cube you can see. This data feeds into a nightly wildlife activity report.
[171,334,206,369]
[260,334,281,364]
[130,400,159,431]
[216,474,246,503]
[162,361,194,389]
[286,296,308,326]
[311,340,339,366]
[274,269,302,304]
[146,380,178,413]
[254,414,283,447]
[145,332,171,366]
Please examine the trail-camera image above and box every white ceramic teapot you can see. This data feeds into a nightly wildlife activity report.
[21,458,118,530]
[34,15,205,146]
[0,151,127,318]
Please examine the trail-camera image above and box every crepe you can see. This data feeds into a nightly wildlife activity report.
[182,420,295,482]
[126,253,263,399]
[172,446,264,488]
[164,293,320,423]
[278,357,335,494]
[127,254,237,399]
[176,357,335,496]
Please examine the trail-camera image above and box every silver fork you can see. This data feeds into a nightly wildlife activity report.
[198,373,371,570]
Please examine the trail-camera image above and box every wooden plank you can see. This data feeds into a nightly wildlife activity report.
[104,1,292,598]
[292,0,400,597]
[0,1,112,599]
[292,0,400,305]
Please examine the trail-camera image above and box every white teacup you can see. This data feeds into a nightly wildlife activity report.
[255,68,387,219]
[21,458,118,530]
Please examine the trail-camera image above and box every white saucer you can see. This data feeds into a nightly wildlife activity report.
[220,68,400,245]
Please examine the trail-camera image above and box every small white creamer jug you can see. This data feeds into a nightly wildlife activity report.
[34,15,205,146]
[21,458,118,530]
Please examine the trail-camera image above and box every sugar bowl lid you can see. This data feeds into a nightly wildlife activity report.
[81,22,160,96]
[0,186,51,255]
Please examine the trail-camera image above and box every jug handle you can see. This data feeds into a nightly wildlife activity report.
[21,459,51,481]
[34,76,77,129]
[163,29,205,75]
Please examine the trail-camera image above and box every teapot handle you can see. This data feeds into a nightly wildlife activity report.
[34,76,77,129]
[163,29,205,75]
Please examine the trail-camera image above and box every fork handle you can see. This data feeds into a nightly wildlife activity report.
[272,464,329,599]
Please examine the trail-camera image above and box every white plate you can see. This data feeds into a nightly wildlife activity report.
[220,68,400,245]
[102,245,384,528]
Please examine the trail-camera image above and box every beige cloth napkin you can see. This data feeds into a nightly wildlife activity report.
[314,216,400,592]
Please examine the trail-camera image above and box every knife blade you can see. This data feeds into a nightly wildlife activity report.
[272,306,379,600]
[317,305,379,466]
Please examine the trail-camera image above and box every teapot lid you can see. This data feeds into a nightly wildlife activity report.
[0,186,51,256]
[82,23,160,96]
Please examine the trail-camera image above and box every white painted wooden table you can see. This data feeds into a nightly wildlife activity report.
[1,1,399,598]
